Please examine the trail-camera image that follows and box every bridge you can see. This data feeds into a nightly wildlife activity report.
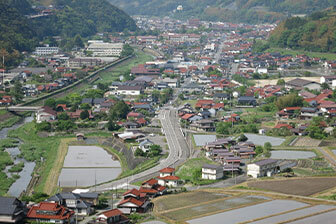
[7,106,42,112]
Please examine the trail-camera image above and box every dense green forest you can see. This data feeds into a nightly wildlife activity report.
[0,0,136,67]
[267,9,336,53]
[108,0,336,23]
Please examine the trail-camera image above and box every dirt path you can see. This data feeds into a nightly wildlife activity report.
[43,138,74,195]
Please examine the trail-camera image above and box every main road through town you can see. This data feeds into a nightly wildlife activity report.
[90,107,190,192]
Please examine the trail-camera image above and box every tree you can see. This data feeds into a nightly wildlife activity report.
[276,79,285,86]
[148,144,162,157]
[11,81,24,102]
[58,112,69,121]
[238,134,248,142]
[264,142,272,152]
[321,82,330,90]
[255,146,263,155]
[80,103,91,110]
[106,119,120,131]
[135,148,145,157]
[80,110,90,120]
[216,122,231,135]
[36,121,52,132]
[120,44,134,57]
[44,98,56,109]
[275,94,303,110]
[73,34,84,48]
[109,101,131,120]
[56,120,76,131]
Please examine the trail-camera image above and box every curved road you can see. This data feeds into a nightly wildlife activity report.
[90,107,189,192]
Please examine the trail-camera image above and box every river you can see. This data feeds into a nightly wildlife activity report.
[0,116,36,197]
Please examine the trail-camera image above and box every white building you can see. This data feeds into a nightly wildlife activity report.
[157,167,180,188]
[247,159,278,178]
[35,46,59,55]
[36,106,57,123]
[202,164,224,180]
[87,42,123,57]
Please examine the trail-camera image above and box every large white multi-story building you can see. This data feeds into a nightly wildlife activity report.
[35,46,59,55]
[87,42,123,57]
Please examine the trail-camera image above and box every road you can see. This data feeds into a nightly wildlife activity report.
[89,107,189,192]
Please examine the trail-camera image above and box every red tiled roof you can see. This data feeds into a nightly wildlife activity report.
[102,209,123,218]
[157,175,180,181]
[159,167,175,173]
[142,178,158,186]
[123,188,140,197]
[118,197,144,207]
[139,187,158,194]
[274,123,292,129]
[181,113,194,120]
[27,202,74,220]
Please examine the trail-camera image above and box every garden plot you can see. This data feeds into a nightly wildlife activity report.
[288,210,336,224]
[270,150,316,160]
[193,135,217,147]
[248,177,336,196]
[250,205,335,224]
[63,146,121,168]
[155,191,228,212]
[244,134,285,146]
[161,195,268,221]
[58,146,121,187]
[187,200,308,224]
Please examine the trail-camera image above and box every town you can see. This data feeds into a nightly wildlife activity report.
[1,1,336,224]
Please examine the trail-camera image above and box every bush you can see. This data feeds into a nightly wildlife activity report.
[36,121,52,132]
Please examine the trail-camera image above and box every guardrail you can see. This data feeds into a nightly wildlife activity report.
[21,55,134,106]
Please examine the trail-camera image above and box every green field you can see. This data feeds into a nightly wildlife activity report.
[95,50,153,84]
[8,122,62,193]
[266,48,336,60]
[176,157,221,185]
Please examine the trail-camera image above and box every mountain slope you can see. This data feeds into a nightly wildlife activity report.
[108,0,336,23]
[269,9,336,52]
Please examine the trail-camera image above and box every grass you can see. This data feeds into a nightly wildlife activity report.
[8,122,62,193]
[44,138,74,195]
[0,138,19,150]
[95,50,153,84]
[280,136,297,147]
[8,162,24,173]
[176,157,220,185]
[0,109,7,115]
[266,47,336,60]
[0,116,21,130]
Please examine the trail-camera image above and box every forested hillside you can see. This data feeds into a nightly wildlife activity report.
[0,0,136,67]
[108,0,336,23]
[268,9,336,53]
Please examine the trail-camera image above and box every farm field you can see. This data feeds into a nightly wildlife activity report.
[249,205,335,224]
[248,177,336,196]
[161,195,268,222]
[187,200,308,224]
[270,150,316,160]
[288,210,336,224]
[154,191,229,212]
[153,189,336,224]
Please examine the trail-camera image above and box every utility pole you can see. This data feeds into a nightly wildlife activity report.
[111,186,114,209]
[2,55,4,88]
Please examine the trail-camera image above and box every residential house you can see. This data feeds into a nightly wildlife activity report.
[27,202,74,224]
[117,189,151,213]
[157,167,180,188]
[141,179,167,196]
[190,119,216,132]
[247,159,278,178]
[47,192,97,216]
[0,197,26,223]
[116,86,143,96]
[36,106,57,123]
[286,78,321,91]
[97,209,129,224]
[139,139,154,153]
[201,164,224,180]
[300,107,322,119]
[237,96,257,107]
